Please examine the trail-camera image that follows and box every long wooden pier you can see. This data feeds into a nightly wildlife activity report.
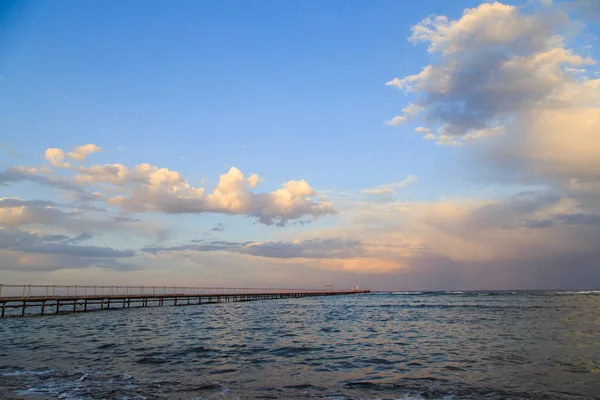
[0,284,370,318]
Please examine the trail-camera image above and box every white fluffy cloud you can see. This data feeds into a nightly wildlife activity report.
[45,144,103,168]
[104,165,334,226]
[383,1,600,203]
[386,2,600,155]
[1,144,336,273]
[26,146,336,226]
[385,115,408,126]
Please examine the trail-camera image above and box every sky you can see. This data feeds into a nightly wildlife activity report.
[1,0,600,290]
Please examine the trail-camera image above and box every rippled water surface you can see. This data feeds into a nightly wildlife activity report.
[1,291,600,399]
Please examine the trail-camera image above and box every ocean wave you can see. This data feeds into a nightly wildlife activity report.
[136,356,167,364]
[340,380,543,400]
[173,345,218,357]
[554,290,600,295]
[386,291,523,297]
[1,365,595,400]
[0,368,54,377]
[95,343,118,349]
[6,369,147,400]
[391,292,425,295]
[3,368,227,400]
[366,304,546,310]
[270,346,322,357]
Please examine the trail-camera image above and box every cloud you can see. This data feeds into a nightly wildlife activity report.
[0,198,61,209]
[45,144,103,167]
[357,190,599,264]
[237,238,364,259]
[385,115,407,126]
[389,2,600,181]
[67,144,103,161]
[524,213,600,229]
[113,214,140,223]
[103,164,335,226]
[63,231,95,244]
[0,169,105,211]
[0,250,139,272]
[141,238,364,259]
[483,107,600,186]
[0,229,134,260]
[41,234,70,242]
[0,197,75,228]
[385,2,600,156]
[0,193,147,272]
[4,145,336,226]
[0,197,166,241]
[20,242,133,258]
[362,175,417,196]
[210,222,227,232]
[242,188,591,279]
[0,197,106,230]
[142,240,252,254]
[314,258,405,274]
[0,166,86,194]
[91,260,140,271]
[0,229,137,272]
[139,237,421,275]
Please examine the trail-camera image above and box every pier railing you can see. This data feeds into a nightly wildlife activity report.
[0,284,363,299]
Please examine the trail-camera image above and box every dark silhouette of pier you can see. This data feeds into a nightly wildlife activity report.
[0,284,370,318]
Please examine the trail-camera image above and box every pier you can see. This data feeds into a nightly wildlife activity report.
[0,284,370,318]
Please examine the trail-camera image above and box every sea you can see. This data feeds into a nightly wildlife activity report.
[0,291,599,400]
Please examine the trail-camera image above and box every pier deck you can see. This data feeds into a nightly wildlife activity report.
[0,285,370,318]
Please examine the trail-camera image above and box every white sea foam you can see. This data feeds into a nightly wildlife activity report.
[9,369,145,400]
[556,290,600,295]
[391,292,423,295]
[0,369,54,376]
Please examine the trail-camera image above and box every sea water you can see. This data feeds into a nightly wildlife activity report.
[1,291,599,399]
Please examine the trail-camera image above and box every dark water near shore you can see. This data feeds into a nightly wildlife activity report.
[1,291,599,399]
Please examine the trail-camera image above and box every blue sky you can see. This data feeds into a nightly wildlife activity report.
[1,0,481,190]
[2,0,600,289]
